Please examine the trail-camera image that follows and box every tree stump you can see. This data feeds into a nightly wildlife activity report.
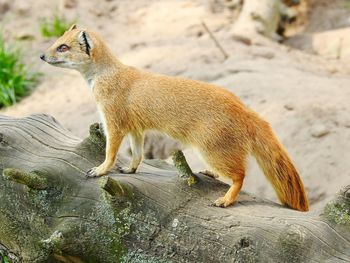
[0,114,349,263]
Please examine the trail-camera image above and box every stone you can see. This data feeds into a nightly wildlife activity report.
[312,28,350,60]
[0,1,10,15]
[310,124,330,138]
[14,0,30,15]
[231,0,281,39]
[15,31,35,41]
[284,103,294,111]
[64,0,77,9]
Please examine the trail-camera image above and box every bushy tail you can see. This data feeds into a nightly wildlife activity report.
[252,121,309,212]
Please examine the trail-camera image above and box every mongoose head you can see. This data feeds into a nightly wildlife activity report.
[40,24,95,71]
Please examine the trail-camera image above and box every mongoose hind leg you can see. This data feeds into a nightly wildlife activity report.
[201,148,247,208]
[119,131,144,174]
[214,177,244,207]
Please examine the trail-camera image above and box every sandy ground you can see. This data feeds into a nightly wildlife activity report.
[1,0,350,210]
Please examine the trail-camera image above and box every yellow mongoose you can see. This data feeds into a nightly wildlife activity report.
[41,25,309,211]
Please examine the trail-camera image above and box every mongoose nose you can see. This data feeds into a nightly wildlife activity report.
[40,54,46,61]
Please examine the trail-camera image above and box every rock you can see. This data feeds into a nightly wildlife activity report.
[284,103,294,111]
[225,0,243,10]
[110,4,118,12]
[251,48,275,59]
[232,34,252,45]
[231,0,281,39]
[0,1,10,15]
[310,124,330,138]
[15,31,35,41]
[91,9,103,17]
[63,0,77,9]
[14,0,30,15]
[312,28,350,60]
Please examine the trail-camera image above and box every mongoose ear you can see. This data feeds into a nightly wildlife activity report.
[68,24,77,31]
[78,31,93,56]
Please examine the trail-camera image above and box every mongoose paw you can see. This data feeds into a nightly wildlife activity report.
[119,167,136,174]
[213,197,235,208]
[86,167,106,178]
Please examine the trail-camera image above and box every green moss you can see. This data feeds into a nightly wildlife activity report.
[40,230,64,256]
[0,173,52,262]
[66,192,135,262]
[323,186,350,226]
[99,177,133,199]
[2,168,48,190]
[324,202,350,226]
[172,150,198,186]
[108,192,164,262]
[28,187,63,217]
[77,123,106,161]
[277,225,311,263]
[89,123,106,149]
[121,249,172,263]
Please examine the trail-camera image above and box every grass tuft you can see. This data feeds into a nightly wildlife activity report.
[342,1,350,9]
[0,36,40,108]
[40,14,74,38]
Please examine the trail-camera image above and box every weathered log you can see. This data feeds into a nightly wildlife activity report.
[0,114,349,263]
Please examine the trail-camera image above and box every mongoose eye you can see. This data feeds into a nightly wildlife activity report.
[57,44,70,52]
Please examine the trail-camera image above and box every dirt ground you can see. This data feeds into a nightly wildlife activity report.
[1,0,350,210]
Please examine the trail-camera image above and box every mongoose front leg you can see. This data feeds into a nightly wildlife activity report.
[87,129,124,177]
[119,131,144,174]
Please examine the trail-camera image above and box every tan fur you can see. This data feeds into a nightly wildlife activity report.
[41,25,309,211]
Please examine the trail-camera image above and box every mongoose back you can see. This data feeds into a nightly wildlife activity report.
[40,25,309,211]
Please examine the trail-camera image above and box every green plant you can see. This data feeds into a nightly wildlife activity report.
[1,255,11,263]
[343,1,350,9]
[0,36,39,107]
[40,14,74,38]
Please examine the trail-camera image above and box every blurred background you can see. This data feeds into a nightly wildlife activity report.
[0,0,349,210]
